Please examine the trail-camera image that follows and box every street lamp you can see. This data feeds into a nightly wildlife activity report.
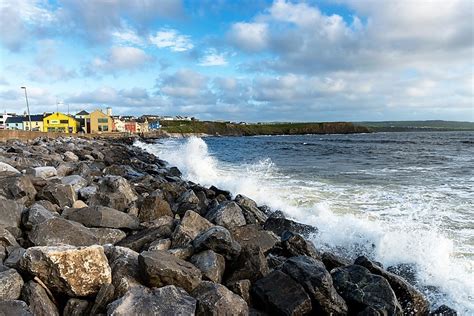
[20,87,32,131]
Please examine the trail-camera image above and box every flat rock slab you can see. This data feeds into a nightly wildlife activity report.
[20,245,112,297]
[62,206,139,230]
[107,285,197,316]
[139,250,202,293]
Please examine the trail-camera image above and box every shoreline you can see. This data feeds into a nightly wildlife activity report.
[0,136,458,315]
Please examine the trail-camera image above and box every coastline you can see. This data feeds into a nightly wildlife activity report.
[0,136,457,315]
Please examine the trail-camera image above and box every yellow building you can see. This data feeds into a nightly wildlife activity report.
[89,110,113,133]
[43,112,79,133]
[23,114,44,131]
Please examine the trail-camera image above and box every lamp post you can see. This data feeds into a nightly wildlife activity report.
[20,87,32,131]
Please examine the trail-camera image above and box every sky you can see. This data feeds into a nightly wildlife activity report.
[0,0,472,122]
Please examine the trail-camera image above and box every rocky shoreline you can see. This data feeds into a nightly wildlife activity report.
[0,137,456,315]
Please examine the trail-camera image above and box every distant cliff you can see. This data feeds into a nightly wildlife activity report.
[160,121,370,136]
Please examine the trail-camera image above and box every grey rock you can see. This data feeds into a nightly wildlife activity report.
[192,281,248,316]
[172,210,213,248]
[0,174,37,205]
[61,175,87,192]
[4,247,26,269]
[0,199,23,230]
[281,256,348,315]
[168,245,194,260]
[91,176,138,211]
[148,238,171,251]
[190,250,225,283]
[139,250,202,293]
[0,161,20,174]
[235,194,268,224]
[0,300,33,316]
[231,224,279,254]
[26,166,57,179]
[21,280,59,316]
[331,265,402,316]
[62,206,139,230]
[175,189,200,215]
[0,268,24,300]
[0,227,19,250]
[139,195,173,222]
[23,203,57,230]
[264,216,317,238]
[116,225,172,252]
[63,151,79,162]
[63,298,89,316]
[321,252,351,271]
[252,270,312,316]
[20,245,112,297]
[228,279,251,304]
[205,201,246,229]
[355,256,429,315]
[226,245,269,284]
[193,226,241,261]
[430,305,457,316]
[277,231,320,259]
[90,283,115,315]
[38,183,76,208]
[78,186,97,201]
[107,285,197,316]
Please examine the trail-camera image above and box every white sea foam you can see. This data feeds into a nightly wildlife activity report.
[136,137,474,314]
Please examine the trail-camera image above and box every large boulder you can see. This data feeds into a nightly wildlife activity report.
[90,176,138,211]
[190,250,225,283]
[331,265,403,316]
[355,256,430,315]
[28,217,124,246]
[321,252,351,271]
[171,210,213,248]
[281,256,348,315]
[20,245,112,297]
[275,231,320,259]
[0,174,36,205]
[138,195,173,222]
[107,285,197,316]
[264,215,317,238]
[0,199,23,230]
[231,224,279,254]
[0,268,24,300]
[21,280,60,316]
[0,300,33,316]
[62,206,139,230]
[26,166,57,179]
[193,226,241,261]
[0,161,20,174]
[175,189,201,215]
[192,281,248,316]
[139,250,202,293]
[22,203,58,230]
[205,201,246,229]
[226,245,269,284]
[61,175,88,192]
[37,183,76,208]
[252,270,312,316]
[116,225,172,252]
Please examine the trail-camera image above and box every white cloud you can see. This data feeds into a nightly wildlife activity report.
[149,28,193,52]
[112,27,144,46]
[228,22,268,52]
[198,49,227,66]
[158,69,209,98]
[84,46,152,75]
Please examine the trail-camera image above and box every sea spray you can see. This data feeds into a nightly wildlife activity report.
[136,136,474,313]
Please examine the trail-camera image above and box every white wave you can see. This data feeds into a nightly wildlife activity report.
[135,137,474,314]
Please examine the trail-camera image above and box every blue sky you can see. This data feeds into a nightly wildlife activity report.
[0,0,472,122]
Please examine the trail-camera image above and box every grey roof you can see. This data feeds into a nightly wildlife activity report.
[6,116,25,124]
[24,114,44,122]
[76,110,89,115]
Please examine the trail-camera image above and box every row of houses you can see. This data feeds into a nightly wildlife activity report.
[0,108,162,134]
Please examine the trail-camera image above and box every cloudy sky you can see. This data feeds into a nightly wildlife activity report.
[0,0,472,122]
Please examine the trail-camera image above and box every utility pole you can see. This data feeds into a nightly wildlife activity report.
[20,87,32,131]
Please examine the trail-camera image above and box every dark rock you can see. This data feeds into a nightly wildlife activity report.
[190,250,225,283]
[430,305,457,316]
[226,245,269,284]
[139,250,202,293]
[37,183,76,208]
[252,270,312,316]
[387,263,418,285]
[4,247,26,269]
[90,227,126,245]
[34,200,60,213]
[0,174,37,205]
[231,225,279,254]
[192,281,248,316]
[0,227,19,251]
[171,210,213,248]
[0,199,23,230]
[90,176,138,211]
[21,280,59,316]
[148,238,171,251]
[331,265,402,316]
[107,285,196,316]
[276,231,320,259]
[193,226,241,261]
[354,256,430,315]
[264,216,317,238]
[280,256,348,315]
[168,245,194,260]
[90,283,115,315]
[138,195,172,222]
[266,253,286,270]
[0,268,24,300]
[0,300,33,316]
[228,279,251,304]
[235,194,268,224]
[22,203,58,230]
[169,166,182,177]
[322,252,351,271]
[116,225,172,252]
[205,201,247,229]
[20,245,112,297]
[209,185,232,200]
[62,206,139,230]
[63,298,90,316]
[175,189,200,215]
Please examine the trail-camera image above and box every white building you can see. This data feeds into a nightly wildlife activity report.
[0,112,15,129]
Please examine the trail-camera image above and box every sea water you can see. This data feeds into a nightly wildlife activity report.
[136,131,474,314]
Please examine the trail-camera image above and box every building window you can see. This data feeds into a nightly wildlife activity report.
[98,118,108,123]
[60,120,69,124]
[99,125,108,132]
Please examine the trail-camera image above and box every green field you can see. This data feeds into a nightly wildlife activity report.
[355,120,474,132]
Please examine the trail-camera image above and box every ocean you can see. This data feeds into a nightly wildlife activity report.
[136,131,474,314]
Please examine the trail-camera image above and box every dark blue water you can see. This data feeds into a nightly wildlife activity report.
[137,131,474,312]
